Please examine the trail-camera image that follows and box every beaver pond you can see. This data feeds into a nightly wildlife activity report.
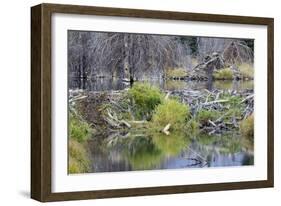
[69,78,254,173]
[67,31,255,174]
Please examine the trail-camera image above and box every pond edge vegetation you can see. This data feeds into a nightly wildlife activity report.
[68,114,92,174]
[69,82,254,173]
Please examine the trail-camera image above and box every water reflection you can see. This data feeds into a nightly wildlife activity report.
[87,131,253,173]
[69,77,253,92]
[69,77,128,91]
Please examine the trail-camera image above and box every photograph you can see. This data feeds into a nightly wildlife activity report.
[30,3,274,201]
[67,30,254,174]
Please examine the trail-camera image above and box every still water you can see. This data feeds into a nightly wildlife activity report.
[69,77,254,92]
[70,77,254,173]
[87,131,253,172]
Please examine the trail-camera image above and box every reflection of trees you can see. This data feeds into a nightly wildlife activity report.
[106,134,163,170]
[193,133,242,154]
[124,136,163,170]
[103,131,254,170]
[151,132,191,156]
[213,80,254,91]
[186,133,254,167]
[104,131,191,170]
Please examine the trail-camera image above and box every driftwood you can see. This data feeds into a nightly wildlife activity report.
[69,86,253,136]
[105,108,132,129]
[162,123,171,135]
[120,120,131,128]
[170,88,254,134]
[201,99,229,106]
[241,94,254,103]
[190,52,225,80]
[164,92,171,100]
[69,90,88,103]
[129,120,147,124]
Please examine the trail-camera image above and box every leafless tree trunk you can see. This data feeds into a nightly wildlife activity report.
[222,40,253,65]
[197,37,253,66]
[68,31,192,81]
[123,34,131,81]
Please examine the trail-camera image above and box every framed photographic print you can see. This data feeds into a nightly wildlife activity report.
[31,3,274,202]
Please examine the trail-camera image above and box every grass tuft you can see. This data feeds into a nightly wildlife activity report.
[239,63,254,79]
[151,99,189,130]
[165,67,188,78]
[196,109,220,125]
[68,139,90,174]
[69,113,92,174]
[213,68,233,80]
[240,114,254,139]
[128,83,164,120]
[70,114,92,143]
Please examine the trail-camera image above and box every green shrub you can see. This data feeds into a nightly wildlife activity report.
[128,83,164,119]
[70,114,92,143]
[225,95,243,109]
[240,114,254,139]
[217,94,245,120]
[227,95,243,106]
[225,108,243,121]
[196,109,220,125]
[165,67,188,78]
[69,157,80,174]
[151,99,189,130]
[213,68,233,80]
[68,139,90,174]
[239,63,254,79]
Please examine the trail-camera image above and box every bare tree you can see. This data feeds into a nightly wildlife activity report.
[197,37,229,61]
[222,40,253,65]
[68,31,191,81]
[197,37,253,66]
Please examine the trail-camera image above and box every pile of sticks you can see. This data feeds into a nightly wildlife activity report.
[69,88,254,136]
[170,89,254,134]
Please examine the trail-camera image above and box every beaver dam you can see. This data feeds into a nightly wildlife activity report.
[68,79,254,173]
[67,31,254,173]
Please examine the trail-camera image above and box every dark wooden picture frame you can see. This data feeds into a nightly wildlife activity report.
[31,3,274,202]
